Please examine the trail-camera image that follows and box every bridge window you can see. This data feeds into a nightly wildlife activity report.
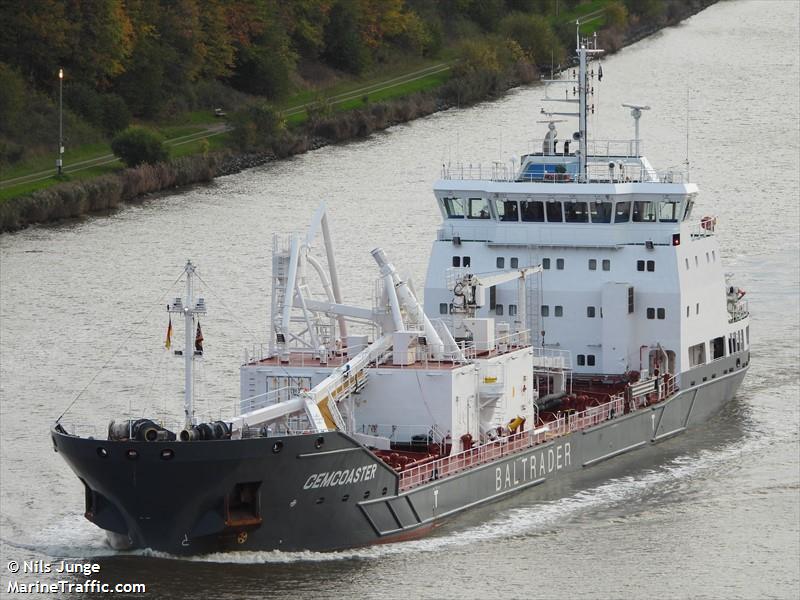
[494,198,519,221]
[589,259,597,270]
[467,197,490,219]
[590,201,613,223]
[556,258,564,270]
[497,257,505,268]
[541,305,549,317]
[602,259,611,271]
[614,201,631,223]
[510,257,519,268]
[689,342,706,367]
[542,258,551,269]
[587,306,596,318]
[521,200,544,222]
[683,196,695,221]
[555,305,563,317]
[658,201,679,222]
[564,201,588,223]
[443,197,465,218]
[632,201,657,222]
[546,202,563,222]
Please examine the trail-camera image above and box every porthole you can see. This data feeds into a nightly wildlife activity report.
[363,490,371,499]
[272,440,284,454]
[315,497,325,505]
[96,447,109,458]
[314,436,324,449]
[160,448,174,460]
[381,487,388,496]
[342,494,350,502]
[126,449,139,460]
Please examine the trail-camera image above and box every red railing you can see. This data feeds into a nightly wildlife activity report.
[398,393,626,491]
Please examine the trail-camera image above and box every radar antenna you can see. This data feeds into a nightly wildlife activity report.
[621,103,651,157]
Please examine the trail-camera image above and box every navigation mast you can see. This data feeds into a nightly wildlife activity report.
[168,260,206,429]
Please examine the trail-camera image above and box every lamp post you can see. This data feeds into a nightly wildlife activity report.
[57,68,63,176]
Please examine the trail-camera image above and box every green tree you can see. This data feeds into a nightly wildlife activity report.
[100,94,131,135]
[323,1,369,74]
[499,12,564,66]
[111,126,168,167]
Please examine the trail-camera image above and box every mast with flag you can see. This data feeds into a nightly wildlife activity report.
[167,261,207,429]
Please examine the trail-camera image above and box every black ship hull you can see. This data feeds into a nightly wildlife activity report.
[52,358,747,555]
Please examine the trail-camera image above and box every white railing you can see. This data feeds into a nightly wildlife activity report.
[729,301,749,324]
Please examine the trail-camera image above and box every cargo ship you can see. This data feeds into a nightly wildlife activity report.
[51,32,750,555]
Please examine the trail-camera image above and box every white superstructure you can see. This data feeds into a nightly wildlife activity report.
[422,31,750,390]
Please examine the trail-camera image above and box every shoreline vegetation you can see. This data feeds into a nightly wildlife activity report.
[0,0,716,233]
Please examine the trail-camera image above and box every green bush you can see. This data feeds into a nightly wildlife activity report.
[100,94,131,135]
[111,126,168,167]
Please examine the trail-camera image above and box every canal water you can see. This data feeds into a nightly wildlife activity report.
[1,1,798,598]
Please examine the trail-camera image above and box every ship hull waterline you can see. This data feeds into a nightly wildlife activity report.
[52,365,747,556]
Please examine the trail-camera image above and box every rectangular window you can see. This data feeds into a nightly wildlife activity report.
[647,307,655,319]
[494,198,519,222]
[546,202,563,222]
[646,260,655,272]
[696,302,700,315]
[495,304,504,316]
[521,200,545,222]
[452,256,460,267]
[564,201,588,223]
[508,304,517,316]
[706,252,710,263]
[602,259,610,271]
[657,308,665,319]
[587,355,596,366]
[637,260,645,271]
[658,201,679,222]
[510,257,519,268]
[590,201,613,223]
[541,305,549,317]
[443,197,465,218]
[628,287,634,314]
[542,258,551,270]
[497,257,505,268]
[695,256,699,267]
[712,250,716,262]
[746,325,749,345]
[556,258,565,270]
[685,258,690,270]
[711,336,725,360]
[587,306,596,318]
[555,305,563,317]
[463,256,471,267]
[589,259,597,270]
[689,342,706,367]
[439,303,448,314]
[614,201,631,223]
[577,354,585,366]
[686,305,690,317]
[467,197,490,219]
[632,201,657,222]
[683,196,695,221]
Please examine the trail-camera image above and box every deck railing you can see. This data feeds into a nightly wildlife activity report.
[399,393,626,491]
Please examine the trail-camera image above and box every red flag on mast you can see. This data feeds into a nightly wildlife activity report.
[165,316,173,349]
[195,321,204,354]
